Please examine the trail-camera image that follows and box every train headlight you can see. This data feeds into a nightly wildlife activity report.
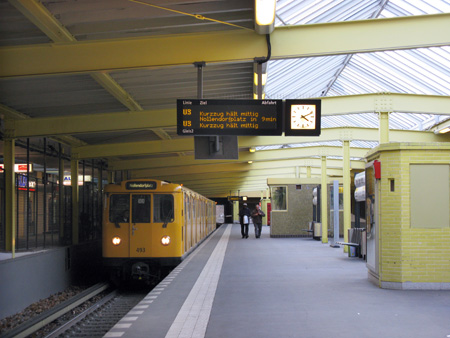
[161,236,171,246]
[112,237,122,246]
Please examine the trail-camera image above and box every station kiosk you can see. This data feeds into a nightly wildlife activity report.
[365,142,450,289]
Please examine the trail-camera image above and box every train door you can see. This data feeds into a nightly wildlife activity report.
[181,192,187,254]
[184,192,190,253]
[192,197,197,245]
[129,194,151,257]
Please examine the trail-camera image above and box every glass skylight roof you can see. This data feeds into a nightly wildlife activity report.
[266,0,450,132]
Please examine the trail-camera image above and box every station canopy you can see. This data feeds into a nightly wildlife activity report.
[0,0,449,196]
[259,0,450,151]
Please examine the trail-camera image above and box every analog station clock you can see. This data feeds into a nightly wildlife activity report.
[284,99,321,136]
[291,104,316,129]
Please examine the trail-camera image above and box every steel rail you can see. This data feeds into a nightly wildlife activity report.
[2,282,110,338]
[44,289,118,338]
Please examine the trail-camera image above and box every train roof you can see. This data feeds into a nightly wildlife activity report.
[104,179,212,200]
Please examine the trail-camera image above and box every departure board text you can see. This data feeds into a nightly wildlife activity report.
[177,99,283,136]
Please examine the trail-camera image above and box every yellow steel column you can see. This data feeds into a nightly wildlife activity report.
[71,159,79,245]
[343,140,351,253]
[58,148,65,240]
[379,111,390,144]
[233,201,239,223]
[4,139,16,255]
[261,198,268,226]
[321,156,328,243]
[107,171,114,184]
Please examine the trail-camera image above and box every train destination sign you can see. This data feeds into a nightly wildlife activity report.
[177,99,283,136]
[126,181,157,190]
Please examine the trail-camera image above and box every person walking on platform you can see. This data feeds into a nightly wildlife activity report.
[239,203,251,238]
[251,204,265,238]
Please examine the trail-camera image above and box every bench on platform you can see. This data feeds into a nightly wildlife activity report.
[335,241,359,247]
[335,228,367,258]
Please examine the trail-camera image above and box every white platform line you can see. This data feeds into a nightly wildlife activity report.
[165,224,231,338]
[104,332,124,337]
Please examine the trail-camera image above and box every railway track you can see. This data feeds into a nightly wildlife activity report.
[2,283,147,338]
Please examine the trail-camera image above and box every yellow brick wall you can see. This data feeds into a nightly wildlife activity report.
[367,143,450,285]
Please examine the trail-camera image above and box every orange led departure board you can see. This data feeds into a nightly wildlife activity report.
[177,99,283,136]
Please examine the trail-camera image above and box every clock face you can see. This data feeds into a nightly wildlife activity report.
[291,104,316,129]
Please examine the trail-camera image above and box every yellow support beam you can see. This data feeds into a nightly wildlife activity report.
[6,93,450,138]
[321,156,328,244]
[8,0,76,43]
[322,93,450,116]
[72,127,444,159]
[73,137,194,159]
[187,171,348,197]
[90,73,143,111]
[0,104,87,147]
[343,140,351,253]
[109,146,369,171]
[271,13,450,59]
[1,14,449,78]
[153,167,346,190]
[379,111,390,144]
[6,108,175,138]
[71,159,79,245]
[4,139,16,254]
[131,159,348,180]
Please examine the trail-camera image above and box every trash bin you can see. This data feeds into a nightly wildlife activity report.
[313,222,321,240]
[349,246,356,257]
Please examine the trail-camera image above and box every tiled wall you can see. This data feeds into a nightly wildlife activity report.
[270,184,315,237]
[367,143,450,288]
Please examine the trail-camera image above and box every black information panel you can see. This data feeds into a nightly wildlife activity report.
[177,99,283,136]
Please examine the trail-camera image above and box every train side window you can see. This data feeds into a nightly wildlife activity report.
[132,194,151,223]
[154,194,174,223]
[110,194,130,222]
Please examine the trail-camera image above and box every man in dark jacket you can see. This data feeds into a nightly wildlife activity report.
[239,203,251,238]
[251,204,265,238]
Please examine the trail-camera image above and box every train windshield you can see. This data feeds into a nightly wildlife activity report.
[154,194,174,223]
[109,194,130,222]
[132,195,151,223]
[109,193,171,224]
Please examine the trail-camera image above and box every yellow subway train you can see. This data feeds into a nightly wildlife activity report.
[102,179,216,284]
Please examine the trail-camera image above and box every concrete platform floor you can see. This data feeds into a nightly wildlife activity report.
[107,224,450,338]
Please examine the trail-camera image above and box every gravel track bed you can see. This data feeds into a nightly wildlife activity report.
[0,286,87,333]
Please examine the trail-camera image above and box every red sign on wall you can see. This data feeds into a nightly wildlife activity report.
[0,164,33,173]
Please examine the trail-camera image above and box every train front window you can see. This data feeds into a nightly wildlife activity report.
[154,194,174,223]
[132,195,151,223]
[110,194,130,222]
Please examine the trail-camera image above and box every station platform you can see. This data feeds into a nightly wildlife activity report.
[104,223,450,338]
[0,250,48,261]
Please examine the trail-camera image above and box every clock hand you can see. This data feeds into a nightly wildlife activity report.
[300,112,313,120]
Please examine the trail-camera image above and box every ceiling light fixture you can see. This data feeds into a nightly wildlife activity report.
[434,119,450,134]
[255,0,276,34]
